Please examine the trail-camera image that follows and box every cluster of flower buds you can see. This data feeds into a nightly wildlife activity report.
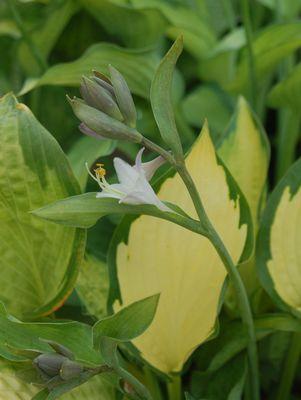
[68,66,142,143]
[32,340,84,387]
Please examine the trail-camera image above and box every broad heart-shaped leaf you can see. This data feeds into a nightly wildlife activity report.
[257,158,301,318]
[81,0,166,48]
[93,294,159,347]
[0,302,101,365]
[68,136,116,190]
[150,36,184,160]
[19,43,158,99]
[109,124,252,374]
[268,62,301,111]
[226,23,301,94]
[0,93,85,319]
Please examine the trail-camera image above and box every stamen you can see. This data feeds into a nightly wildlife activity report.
[94,163,106,178]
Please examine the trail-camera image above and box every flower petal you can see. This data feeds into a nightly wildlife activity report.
[133,148,165,181]
[134,147,145,168]
[142,155,165,181]
[113,157,139,186]
[120,175,171,212]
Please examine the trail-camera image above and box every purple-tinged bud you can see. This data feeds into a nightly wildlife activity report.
[79,123,105,140]
[109,65,137,128]
[67,96,142,143]
[80,76,123,121]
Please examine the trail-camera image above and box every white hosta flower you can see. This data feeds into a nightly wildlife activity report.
[87,148,170,212]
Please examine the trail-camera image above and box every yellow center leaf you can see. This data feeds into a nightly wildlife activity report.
[267,187,301,311]
[218,97,269,224]
[115,124,247,373]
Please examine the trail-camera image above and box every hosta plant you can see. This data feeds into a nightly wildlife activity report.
[0,1,301,400]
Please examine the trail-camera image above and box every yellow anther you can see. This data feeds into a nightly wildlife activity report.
[94,163,106,178]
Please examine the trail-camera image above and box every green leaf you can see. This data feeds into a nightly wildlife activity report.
[268,62,301,111]
[17,0,78,75]
[0,93,86,318]
[68,136,116,190]
[76,255,109,319]
[131,0,216,59]
[258,0,301,18]
[255,313,301,334]
[31,193,193,232]
[191,354,247,400]
[81,0,166,48]
[150,36,184,159]
[19,43,158,99]
[0,303,101,365]
[257,158,301,317]
[93,294,159,346]
[209,28,246,57]
[226,23,301,94]
[182,84,234,140]
[0,20,20,39]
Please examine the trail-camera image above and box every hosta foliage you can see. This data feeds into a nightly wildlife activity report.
[0,0,301,399]
[257,159,301,316]
[0,93,85,319]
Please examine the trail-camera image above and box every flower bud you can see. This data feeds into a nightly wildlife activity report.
[80,76,123,121]
[41,339,75,360]
[67,96,142,143]
[79,122,105,140]
[109,65,137,128]
[60,359,83,381]
[33,353,67,378]
[92,70,115,97]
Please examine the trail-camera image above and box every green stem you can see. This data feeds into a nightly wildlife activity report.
[176,164,260,400]
[5,0,47,73]
[143,368,163,400]
[241,0,257,110]
[167,375,182,400]
[141,136,176,166]
[276,331,301,400]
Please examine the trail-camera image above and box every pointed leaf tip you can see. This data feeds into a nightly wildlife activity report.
[150,38,184,160]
